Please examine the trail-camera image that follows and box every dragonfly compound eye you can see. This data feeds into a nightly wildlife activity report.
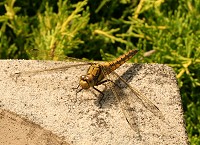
[80,75,94,89]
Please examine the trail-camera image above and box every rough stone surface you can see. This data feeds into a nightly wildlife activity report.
[0,108,70,145]
[0,60,189,145]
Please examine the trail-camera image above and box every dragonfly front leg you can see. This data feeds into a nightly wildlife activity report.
[72,84,84,103]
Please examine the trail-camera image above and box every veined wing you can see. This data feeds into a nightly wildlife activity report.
[101,67,141,134]
[10,55,96,79]
[112,71,165,121]
[10,62,91,80]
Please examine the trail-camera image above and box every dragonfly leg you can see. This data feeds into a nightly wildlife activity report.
[97,79,122,89]
[93,86,105,108]
[94,79,122,108]
[96,80,109,85]
[72,84,83,102]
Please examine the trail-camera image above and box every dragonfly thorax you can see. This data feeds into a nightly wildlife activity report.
[79,75,95,89]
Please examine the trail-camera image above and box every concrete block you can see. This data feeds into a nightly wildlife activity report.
[0,60,189,145]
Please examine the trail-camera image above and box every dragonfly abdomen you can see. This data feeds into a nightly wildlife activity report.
[103,50,138,74]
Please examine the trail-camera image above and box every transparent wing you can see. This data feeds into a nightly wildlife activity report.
[101,68,141,134]
[112,71,165,121]
[10,62,91,80]
[101,67,165,134]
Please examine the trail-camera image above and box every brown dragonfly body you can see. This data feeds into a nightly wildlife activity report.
[79,50,138,89]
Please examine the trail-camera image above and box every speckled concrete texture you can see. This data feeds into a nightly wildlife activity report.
[0,108,70,145]
[0,60,189,145]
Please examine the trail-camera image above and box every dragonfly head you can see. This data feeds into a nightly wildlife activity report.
[79,75,94,89]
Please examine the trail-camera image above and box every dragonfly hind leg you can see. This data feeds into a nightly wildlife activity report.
[97,79,122,89]
[93,79,122,108]
[93,86,105,108]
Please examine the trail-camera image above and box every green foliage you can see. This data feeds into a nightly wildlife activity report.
[29,0,90,60]
[0,0,200,144]
[0,0,90,60]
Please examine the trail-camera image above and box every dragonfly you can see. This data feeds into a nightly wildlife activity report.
[11,49,164,132]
